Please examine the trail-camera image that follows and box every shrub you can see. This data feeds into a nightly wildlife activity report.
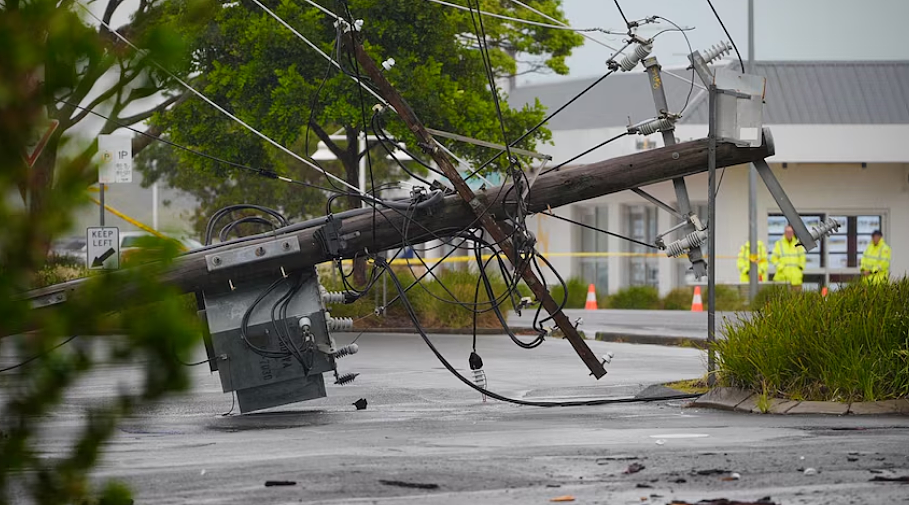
[610,285,661,310]
[749,284,790,310]
[549,276,593,309]
[716,278,909,402]
[662,287,693,310]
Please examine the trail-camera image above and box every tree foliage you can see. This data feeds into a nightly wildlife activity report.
[1,1,199,503]
[141,0,582,229]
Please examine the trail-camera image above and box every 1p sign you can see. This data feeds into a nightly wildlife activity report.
[98,134,132,183]
[87,227,119,270]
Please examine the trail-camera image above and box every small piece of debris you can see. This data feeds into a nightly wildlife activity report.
[353,398,368,410]
[264,480,296,487]
[598,455,640,462]
[695,469,728,476]
[546,484,562,488]
[803,468,818,476]
[625,463,646,474]
[721,472,742,481]
[199,469,206,476]
[655,439,666,446]
[870,469,885,474]
[636,483,653,488]
[379,479,439,490]
[669,499,777,505]
[870,475,909,483]
[847,457,859,462]
[550,495,575,502]
[672,478,687,484]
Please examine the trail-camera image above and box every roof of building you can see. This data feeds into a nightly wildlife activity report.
[508,61,909,129]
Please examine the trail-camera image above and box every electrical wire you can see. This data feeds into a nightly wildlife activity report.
[74,2,366,197]
[424,0,625,36]
[379,259,702,407]
[612,0,630,29]
[539,210,657,249]
[507,0,619,51]
[705,0,745,73]
[653,16,697,114]
[0,335,79,373]
[539,132,628,175]
[465,66,623,180]
[56,99,343,194]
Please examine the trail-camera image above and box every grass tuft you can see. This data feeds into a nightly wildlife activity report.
[716,278,909,402]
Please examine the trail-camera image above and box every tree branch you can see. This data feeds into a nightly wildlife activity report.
[308,120,347,161]
[113,92,183,128]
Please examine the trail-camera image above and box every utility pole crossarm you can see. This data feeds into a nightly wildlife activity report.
[342,32,608,378]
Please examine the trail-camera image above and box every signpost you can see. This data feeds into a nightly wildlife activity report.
[86,227,120,270]
[97,135,132,226]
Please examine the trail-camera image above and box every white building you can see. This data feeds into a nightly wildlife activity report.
[508,61,909,295]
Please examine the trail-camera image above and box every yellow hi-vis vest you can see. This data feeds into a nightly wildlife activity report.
[861,239,891,284]
[771,237,806,286]
[737,240,768,282]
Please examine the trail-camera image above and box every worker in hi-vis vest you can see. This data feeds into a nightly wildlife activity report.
[860,229,892,284]
[737,240,768,283]
[771,225,806,290]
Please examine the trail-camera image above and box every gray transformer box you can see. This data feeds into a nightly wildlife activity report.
[202,267,336,413]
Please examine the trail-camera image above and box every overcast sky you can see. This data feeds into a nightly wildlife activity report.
[518,0,909,85]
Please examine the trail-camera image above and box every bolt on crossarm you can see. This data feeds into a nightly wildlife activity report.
[341,32,607,378]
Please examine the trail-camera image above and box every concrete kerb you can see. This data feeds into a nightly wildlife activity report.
[594,331,706,348]
[688,387,909,416]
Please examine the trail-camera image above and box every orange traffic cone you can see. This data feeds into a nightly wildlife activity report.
[584,284,598,310]
[821,287,828,297]
[691,286,704,312]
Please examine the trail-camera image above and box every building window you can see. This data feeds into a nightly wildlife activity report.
[575,206,608,292]
[827,214,883,269]
[768,214,825,268]
[623,204,658,287]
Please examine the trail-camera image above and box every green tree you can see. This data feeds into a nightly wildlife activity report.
[11,0,199,246]
[1,1,199,503]
[143,0,581,281]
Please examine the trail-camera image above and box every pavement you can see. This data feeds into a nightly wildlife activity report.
[508,309,749,344]
[4,332,909,505]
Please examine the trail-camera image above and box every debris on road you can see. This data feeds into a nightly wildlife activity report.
[803,468,818,475]
[264,480,296,487]
[379,479,440,490]
[550,495,576,502]
[597,455,640,463]
[673,478,688,484]
[353,398,368,410]
[695,469,728,476]
[624,462,646,474]
[670,498,777,505]
[870,475,909,483]
[847,457,859,462]
[722,472,742,481]
[655,439,666,445]
[636,483,653,488]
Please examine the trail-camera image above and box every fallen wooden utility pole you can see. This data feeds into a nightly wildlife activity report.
[344,34,611,377]
[22,130,775,325]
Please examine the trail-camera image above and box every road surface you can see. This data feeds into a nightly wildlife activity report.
[4,332,908,505]
[508,309,749,340]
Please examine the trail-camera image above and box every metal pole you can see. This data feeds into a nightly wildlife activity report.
[707,85,717,386]
[99,183,105,226]
[747,0,758,302]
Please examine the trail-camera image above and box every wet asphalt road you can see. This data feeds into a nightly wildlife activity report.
[6,333,909,504]
[508,309,747,340]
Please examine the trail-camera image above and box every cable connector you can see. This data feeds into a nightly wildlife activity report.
[809,218,840,241]
[332,343,359,358]
[701,41,732,66]
[608,41,652,72]
[664,229,708,258]
[333,18,363,33]
[628,115,678,135]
